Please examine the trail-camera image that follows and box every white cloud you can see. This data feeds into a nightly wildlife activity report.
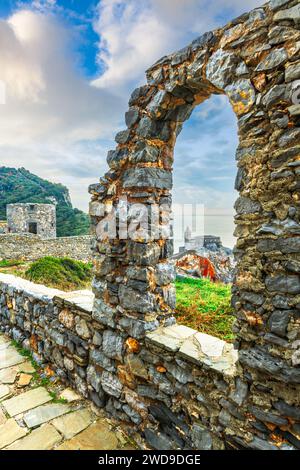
[92,0,264,92]
[0,9,121,148]
[0,0,264,237]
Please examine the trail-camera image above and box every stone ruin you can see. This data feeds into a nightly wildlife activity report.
[0,203,93,262]
[88,0,300,449]
[0,0,300,451]
[6,203,56,239]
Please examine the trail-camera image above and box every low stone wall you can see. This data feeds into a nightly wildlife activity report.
[0,234,93,262]
[0,273,299,450]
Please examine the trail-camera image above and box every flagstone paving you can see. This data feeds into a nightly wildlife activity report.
[0,368,18,384]
[56,421,120,451]
[52,408,93,440]
[0,418,28,449]
[0,384,10,399]
[0,333,138,451]
[24,403,71,428]
[2,387,52,416]
[0,408,7,425]
[6,424,62,450]
[0,347,25,369]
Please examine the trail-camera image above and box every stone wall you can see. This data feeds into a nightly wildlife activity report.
[7,204,56,239]
[0,234,93,262]
[0,272,299,450]
[1,0,300,452]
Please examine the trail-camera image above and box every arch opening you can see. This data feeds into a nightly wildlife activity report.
[172,95,238,340]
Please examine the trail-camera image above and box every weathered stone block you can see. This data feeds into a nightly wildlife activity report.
[256,48,288,71]
[235,197,261,215]
[285,61,300,83]
[155,263,176,286]
[273,400,300,420]
[107,148,128,169]
[130,144,159,164]
[90,349,115,372]
[249,405,288,427]
[229,378,248,406]
[206,49,238,89]
[266,275,300,294]
[115,129,130,144]
[127,241,161,266]
[123,168,172,190]
[100,371,123,398]
[270,0,292,10]
[136,116,171,141]
[92,299,116,328]
[119,285,156,314]
[191,424,213,450]
[239,347,300,383]
[274,4,300,22]
[125,107,139,128]
[129,85,151,106]
[226,79,256,116]
[268,310,291,337]
[102,330,123,361]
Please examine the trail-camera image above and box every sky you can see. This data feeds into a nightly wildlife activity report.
[0,0,265,248]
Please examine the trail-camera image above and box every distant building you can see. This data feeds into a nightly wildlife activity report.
[179,226,222,253]
[6,203,56,240]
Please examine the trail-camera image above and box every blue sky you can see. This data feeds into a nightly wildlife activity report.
[0,0,264,247]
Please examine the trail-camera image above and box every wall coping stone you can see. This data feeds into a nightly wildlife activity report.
[0,234,93,241]
[0,273,64,301]
[53,291,94,314]
[146,325,238,377]
[0,274,94,313]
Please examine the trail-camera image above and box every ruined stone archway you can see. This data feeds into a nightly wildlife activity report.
[89,1,300,450]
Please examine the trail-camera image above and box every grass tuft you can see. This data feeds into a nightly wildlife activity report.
[175,276,235,342]
[0,259,25,268]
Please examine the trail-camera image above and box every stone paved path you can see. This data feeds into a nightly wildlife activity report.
[0,334,137,451]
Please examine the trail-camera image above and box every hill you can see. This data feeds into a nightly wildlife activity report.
[0,167,90,237]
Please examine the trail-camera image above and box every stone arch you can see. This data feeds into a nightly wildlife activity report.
[89,0,300,449]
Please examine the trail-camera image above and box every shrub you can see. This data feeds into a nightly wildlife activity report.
[25,256,92,291]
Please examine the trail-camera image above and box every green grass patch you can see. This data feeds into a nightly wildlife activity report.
[10,340,67,400]
[11,339,39,370]
[24,256,93,291]
[175,276,235,342]
[0,259,25,268]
